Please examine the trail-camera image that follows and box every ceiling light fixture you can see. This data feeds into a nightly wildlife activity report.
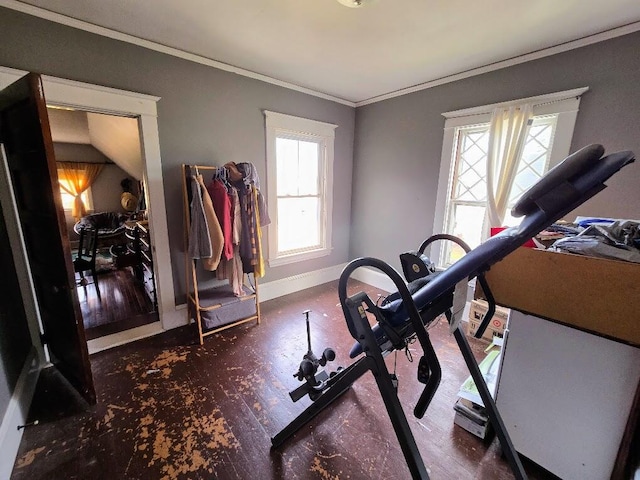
[336,0,366,8]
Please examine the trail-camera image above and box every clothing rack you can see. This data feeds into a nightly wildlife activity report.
[181,164,261,345]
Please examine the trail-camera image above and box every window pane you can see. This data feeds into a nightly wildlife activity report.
[444,116,557,259]
[277,197,320,252]
[276,137,300,196]
[58,179,90,211]
[298,140,319,195]
[276,137,320,197]
[453,127,489,202]
[508,117,556,205]
[502,210,521,227]
[442,204,486,265]
[452,204,485,249]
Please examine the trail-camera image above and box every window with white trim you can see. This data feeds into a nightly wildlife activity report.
[264,111,336,266]
[432,88,587,267]
[58,177,93,212]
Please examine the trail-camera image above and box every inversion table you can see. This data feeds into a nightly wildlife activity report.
[271,144,635,479]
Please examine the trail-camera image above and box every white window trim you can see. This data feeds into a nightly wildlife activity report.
[431,87,588,266]
[264,110,337,267]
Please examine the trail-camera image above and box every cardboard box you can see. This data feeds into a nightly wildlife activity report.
[454,347,500,440]
[467,299,509,340]
[453,404,492,439]
[466,319,504,342]
[482,248,640,346]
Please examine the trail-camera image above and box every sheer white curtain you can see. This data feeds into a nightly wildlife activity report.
[485,103,533,233]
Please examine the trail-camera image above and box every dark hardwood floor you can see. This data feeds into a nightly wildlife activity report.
[12,280,558,479]
[77,267,158,340]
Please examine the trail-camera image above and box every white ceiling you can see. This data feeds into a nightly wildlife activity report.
[48,108,143,179]
[10,0,640,104]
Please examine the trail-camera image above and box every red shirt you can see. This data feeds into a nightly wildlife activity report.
[206,179,233,261]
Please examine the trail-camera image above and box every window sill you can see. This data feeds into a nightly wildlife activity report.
[268,247,331,267]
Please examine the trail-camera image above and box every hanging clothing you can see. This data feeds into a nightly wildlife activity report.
[227,245,244,296]
[224,188,244,296]
[197,174,224,271]
[246,190,259,271]
[234,162,268,273]
[187,163,267,288]
[207,178,234,261]
[237,162,270,227]
[238,185,258,273]
[188,175,212,259]
[230,187,242,245]
[253,186,265,278]
[237,185,252,268]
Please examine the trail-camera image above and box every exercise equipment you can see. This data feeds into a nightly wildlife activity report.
[271,144,635,479]
[289,310,341,402]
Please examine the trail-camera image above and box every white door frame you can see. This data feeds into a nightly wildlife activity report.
[0,66,182,352]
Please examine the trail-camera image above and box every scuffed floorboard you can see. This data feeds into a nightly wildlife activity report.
[11,280,558,479]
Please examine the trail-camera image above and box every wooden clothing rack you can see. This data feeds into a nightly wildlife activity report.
[181,164,261,345]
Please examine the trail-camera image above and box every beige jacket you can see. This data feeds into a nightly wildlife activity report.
[197,174,224,271]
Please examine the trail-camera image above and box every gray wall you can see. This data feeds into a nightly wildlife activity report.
[91,164,137,214]
[2,5,637,302]
[352,31,640,270]
[0,7,355,303]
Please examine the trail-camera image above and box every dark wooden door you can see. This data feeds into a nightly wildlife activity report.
[0,197,33,393]
[0,73,96,404]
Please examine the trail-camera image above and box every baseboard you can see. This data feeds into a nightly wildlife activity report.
[350,266,397,293]
[258,263,348,302]
[88,263,388,353]
[173,262,349,316]
[0,348,41,480]
[98,263,352,353]
[159,303,187,331]
[87,321,165,354]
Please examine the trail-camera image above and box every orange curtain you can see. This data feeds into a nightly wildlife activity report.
[57,162,104,220]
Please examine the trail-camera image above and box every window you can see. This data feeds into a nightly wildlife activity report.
[56,162,103,219]
[264,111,336,266]
[58,177,92,211]
[433,88,587,267]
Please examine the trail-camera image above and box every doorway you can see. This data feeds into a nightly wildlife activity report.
[0,73,180,474]
[0,66,180,360]
[47,107,159,340]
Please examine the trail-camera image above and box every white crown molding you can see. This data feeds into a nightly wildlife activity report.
[356,21,640,107]
[0,0,356,107]
[3,2,639,109]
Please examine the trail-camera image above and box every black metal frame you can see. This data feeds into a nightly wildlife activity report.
[271,145,637,479]
[272,239,526,480]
